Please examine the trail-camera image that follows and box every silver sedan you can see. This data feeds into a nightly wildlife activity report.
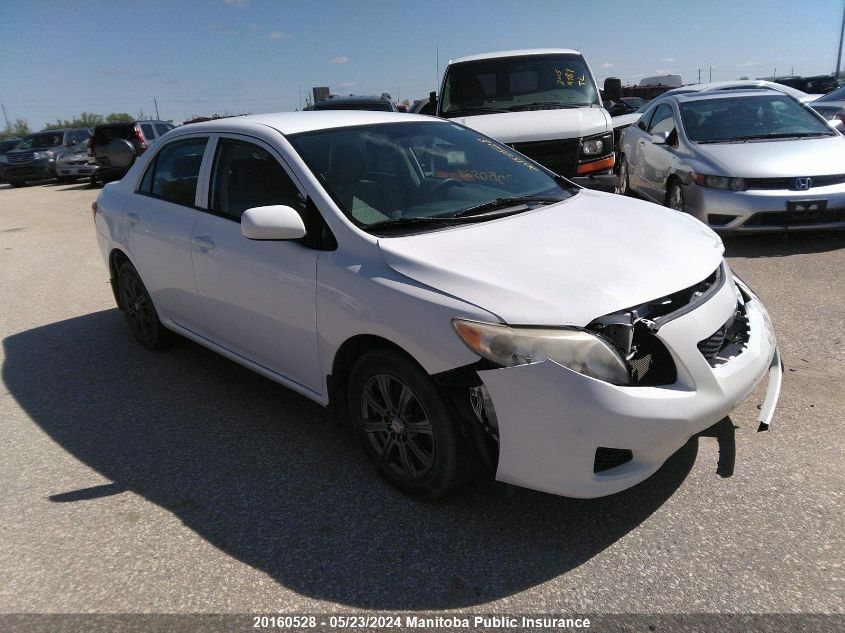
[618,89,845,233]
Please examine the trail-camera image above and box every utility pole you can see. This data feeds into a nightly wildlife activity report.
[698,67,701,82]
[709,66,712,82]
[1,103,10,130]
[837,0,845,80]
[154,98,160,119]
[298,84,302,110]
[436,45,439,91]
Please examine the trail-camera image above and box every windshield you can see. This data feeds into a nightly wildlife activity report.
[815,85,845,103]
[17,132,64,150]
[680,94,834,143]
[289,121,571,232]
[440,53,599,117]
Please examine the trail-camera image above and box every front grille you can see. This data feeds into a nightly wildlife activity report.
[594,447,633,473]
[744,209,845,227]
[745,174,845,190]
[698,300,751,366]
[508,138,580,177]
[697,326,728,361]
[8,152,34,164]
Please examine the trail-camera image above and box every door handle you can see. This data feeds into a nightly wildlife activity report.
[127,212,140,226]
[191,235,215,252]
[638,140,645,145]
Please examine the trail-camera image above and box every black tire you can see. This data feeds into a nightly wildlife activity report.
[8,180,25,188]
[348,349,475,499]
[618,157,632,196]
[116,261,166,349]
[666,179,685,212]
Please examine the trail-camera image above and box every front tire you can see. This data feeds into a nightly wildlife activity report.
[8,180,25,188]
[618,158,632,196]
[116,261,166,349]
[666,180,685,212]
[348,349,474,499]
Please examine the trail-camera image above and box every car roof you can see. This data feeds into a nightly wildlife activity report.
[672,88,787,103]
[450,48,580,64]
[669,80,810,100]
[170,111,438,136]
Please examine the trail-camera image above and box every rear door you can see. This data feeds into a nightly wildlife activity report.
[190,134,322,395]
[125,135,210,331]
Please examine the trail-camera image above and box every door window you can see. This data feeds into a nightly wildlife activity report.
[647,104,675,134]
[138,137,208,207]
[140,123,156,140]
[208,139,305,221]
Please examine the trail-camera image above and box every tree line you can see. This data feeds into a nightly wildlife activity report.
[1,111,138,139]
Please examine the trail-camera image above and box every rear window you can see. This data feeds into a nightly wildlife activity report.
[93,124,135,144]
[140,123,155,140]
[154,123,174,136]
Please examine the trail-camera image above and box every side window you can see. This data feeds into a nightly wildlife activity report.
[154,123,173,136]
[209,139,305,221]
[637,106,657,131]
[138,137,208,206]
[140,123,156,140]
[648,104,675,134]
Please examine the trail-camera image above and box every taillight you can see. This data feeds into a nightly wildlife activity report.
[134,124,148,150]
[87,136,93,157]
[91,201,98,219]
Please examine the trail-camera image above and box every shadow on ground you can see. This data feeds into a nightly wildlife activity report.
[3,310,700,609]
[723,230,845,258]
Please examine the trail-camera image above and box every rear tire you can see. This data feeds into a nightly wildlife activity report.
[116,261,166,350]
[348,349,475,499]
[618,158,632,196]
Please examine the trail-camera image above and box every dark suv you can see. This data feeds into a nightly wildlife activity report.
[3,128,91,187]
[91,120,175,184]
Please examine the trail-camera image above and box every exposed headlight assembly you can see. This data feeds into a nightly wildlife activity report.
[452,319,631,385]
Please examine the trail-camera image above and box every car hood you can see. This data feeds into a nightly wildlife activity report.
[378,189,724,326]
[449,107,610,144]
[697,136,845,178]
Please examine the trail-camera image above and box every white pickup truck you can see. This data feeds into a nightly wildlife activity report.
[434,48,618,184]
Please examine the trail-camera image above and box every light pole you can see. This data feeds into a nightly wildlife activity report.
[837,0,845,79]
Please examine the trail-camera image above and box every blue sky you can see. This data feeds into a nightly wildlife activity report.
[1,0,843,129]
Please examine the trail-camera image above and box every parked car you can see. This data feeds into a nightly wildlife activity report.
[93,111,781,499]
[409,97,435,115]
[90,120,175,184]
[55,140,98,182]
[618,89,845,232]
[0,137,22,181]
[3,128,91,187]
[604,96,646,116]
[809,85,845,127]
[309,95,397,112]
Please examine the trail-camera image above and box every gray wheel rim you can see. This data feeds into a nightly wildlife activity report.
[360,374,435,480]
[669,184,684,211]
[119,274,154,341]
[619,162,628,193]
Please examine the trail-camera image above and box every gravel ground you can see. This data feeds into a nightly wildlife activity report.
[0,180,842,620]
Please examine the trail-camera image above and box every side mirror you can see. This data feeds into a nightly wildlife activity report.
[429,90,438,116]
[241,205,306,240]
[604,77,622,102]
[828,119,844,133]
[651,131,670,145]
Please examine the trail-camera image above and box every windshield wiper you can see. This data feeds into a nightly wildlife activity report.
[367,216,488,232]
[703,132,832,143]
[451,195,566,218]
[442,107,501,116]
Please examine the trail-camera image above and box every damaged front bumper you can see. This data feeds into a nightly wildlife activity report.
[477,277,781,498]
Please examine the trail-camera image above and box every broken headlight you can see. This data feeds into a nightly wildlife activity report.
[452,319,630,385]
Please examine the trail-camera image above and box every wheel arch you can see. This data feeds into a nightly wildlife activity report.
[108,248,133,307]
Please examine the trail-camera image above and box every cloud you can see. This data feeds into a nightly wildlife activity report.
[737,60,761,68]
[661,57,676,63]
[655,68,671,75]
[224,0,249,7]
[329,56,349,64]
[102,68,130,76]
[600,62,614,69]
[268,31,289,40]
[339,81,358,88]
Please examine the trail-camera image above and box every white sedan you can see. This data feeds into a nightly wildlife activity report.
[93,111,781,499]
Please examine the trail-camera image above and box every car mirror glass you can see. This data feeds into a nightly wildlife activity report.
[241,205,306,241]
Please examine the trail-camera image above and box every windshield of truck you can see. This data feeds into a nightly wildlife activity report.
[17,132,64,149]
[680,94,834,143]
[289,121,572,234]
[440,53,599,117]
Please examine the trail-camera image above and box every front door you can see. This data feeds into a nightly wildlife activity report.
[190,135,322,395]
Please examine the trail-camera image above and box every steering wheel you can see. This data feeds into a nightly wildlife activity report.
[431,178,464,194]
